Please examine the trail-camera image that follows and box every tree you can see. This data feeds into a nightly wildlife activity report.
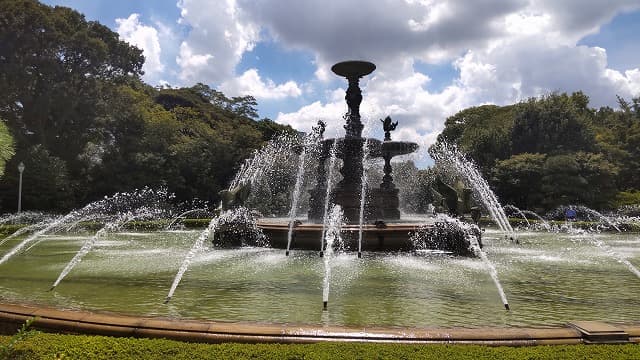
[0,119,14,177]
[436,104,514,174]
[0,0,144,150]
[590,96,640,191]
[0,0,144,210]
[492,153,546,210]
[85,84,182,200]
[540,152,618,210]
[511,92,596,155]
[0,145,73,211]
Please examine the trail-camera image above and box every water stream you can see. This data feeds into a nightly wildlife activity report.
[165,215,221,303]
[285,144,310,256]
[504,205,531,227]
[322,205,343,309]
[320,139,339,256]
[438,214,510,310]
[431,142,514,237]
[50,212,134,289]
[357,138,371,258]
[0,210,84,265]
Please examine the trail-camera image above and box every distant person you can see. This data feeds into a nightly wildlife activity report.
[565,208,577,222]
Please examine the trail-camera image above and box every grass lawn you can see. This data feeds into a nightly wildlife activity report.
[2,332,640,359]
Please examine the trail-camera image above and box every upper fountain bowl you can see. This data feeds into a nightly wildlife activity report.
[331,61,376,78]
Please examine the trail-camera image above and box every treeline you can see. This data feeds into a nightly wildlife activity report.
[0,0,293,212]
[436,92,640,211]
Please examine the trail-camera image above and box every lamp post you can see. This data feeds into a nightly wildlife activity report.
[17,162,25,213]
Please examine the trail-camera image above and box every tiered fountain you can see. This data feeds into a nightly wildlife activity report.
[256,61,471,253]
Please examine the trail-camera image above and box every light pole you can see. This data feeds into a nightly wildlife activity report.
[17,162,25,213]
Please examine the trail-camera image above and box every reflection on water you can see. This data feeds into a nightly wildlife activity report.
[1,230,639,328]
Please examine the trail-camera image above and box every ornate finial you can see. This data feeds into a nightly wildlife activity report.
[381,116,398,141]
[312,120,326,139]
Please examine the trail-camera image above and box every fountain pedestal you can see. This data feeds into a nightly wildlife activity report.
[306,61,419,224]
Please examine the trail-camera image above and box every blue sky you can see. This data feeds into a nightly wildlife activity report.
[42,0,640,166]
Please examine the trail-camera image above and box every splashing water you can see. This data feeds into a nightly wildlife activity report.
[165,216,221,303]
[164,208,263,302]
[357,139,372,258]
[50,212,135,289]
[165,208,210,230]
[590,237,640,279]
[520,209,551,231]
[503,205,531,228]
[0,211,51,226]
[438,214,510,310]
[229,134,298,190]
[0,217,57,248]
[0,211,83,266]
[320,139,340,254]
[285,133,319,255]
[322,205,344,310]
[1,188,173,266]
[430,142,514,237]
[573,206,622,232]
[285,150,308,255]
[470,234,510,310]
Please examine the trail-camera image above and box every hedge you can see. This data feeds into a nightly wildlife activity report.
[2,332,640,360]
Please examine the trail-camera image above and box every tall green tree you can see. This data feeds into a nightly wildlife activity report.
[0,119,14,177]
[436,105,514,173]
[0,0,144,209]
[492,153,546,210]
[511,92,596,155]
[540,152,618,210]
[590,96,640,191]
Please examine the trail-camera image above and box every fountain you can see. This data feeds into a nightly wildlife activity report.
[1,62,640,343]
[257,61,473,254]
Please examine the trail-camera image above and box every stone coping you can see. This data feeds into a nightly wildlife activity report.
[2,302,639,345]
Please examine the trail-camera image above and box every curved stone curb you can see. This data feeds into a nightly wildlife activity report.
[1,302,638,345]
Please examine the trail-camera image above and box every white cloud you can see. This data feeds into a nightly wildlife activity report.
[219,69,302,100]
[116,14,164,82]
[176,0,259,84]
[169,0,640,161]
[627,68,640,94]
[262,1,640,153]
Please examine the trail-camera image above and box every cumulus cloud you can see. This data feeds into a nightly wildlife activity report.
[265,1,640,151]
[116,14,164,81]
[276,58,472,148]
[240,0,524,69]
[176,0,260,84]
[219,69,302,100]
[171,0,640,161]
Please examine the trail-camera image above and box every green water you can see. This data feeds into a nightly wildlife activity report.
[1,229,639,328]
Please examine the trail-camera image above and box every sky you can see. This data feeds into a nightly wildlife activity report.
[42,0,640,166]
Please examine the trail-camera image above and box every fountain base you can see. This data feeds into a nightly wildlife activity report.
[256,218,477,255]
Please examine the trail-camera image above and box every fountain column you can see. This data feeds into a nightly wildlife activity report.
[331,61,375,223]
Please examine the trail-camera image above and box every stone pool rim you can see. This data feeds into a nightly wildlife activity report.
[1,302,639,346]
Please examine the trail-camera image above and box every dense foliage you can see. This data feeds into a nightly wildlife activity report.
[2,332,640,360]
[436,92,640,211]
[0,0,293,212]
[0,120,14,177]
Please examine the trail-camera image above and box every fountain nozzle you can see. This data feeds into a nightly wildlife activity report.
[504,303,510,311]
[323,301,328,310]
[358,252,362,258]
[319,251,323,257]
[164,296,172,304]
[48,286,56,292]
[285,250,290,256]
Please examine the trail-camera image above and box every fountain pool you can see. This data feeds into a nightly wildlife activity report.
[1,228,639,328]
